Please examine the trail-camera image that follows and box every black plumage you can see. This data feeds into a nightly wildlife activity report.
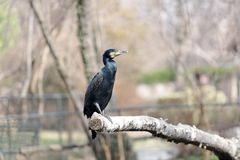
[83,49,127,139]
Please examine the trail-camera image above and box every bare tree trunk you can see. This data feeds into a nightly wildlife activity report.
[21,10,34,96]
[37,51,48,116]
[28,0,93,155]
[76,1,136,159]
[76,1,115,159]
[117,134,125,160]
[76,0,98,80]
[21,10,35,121]
[91,0,102,66]
[99,135,111,160]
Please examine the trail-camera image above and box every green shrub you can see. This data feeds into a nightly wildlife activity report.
[138,69,176,84]
[191,66,236,77]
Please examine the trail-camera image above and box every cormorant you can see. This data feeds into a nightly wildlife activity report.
[83,49,127,139]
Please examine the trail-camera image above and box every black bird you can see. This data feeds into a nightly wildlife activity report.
[83,49,127,139]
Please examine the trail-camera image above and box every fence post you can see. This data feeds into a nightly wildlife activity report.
[57,95,64,144]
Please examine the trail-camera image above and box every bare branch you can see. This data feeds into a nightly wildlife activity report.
[28,0,66,82]
[89,113,240,160]
[28,0,91,141]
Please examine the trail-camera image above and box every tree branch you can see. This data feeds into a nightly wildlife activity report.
[28,0,91,141]
[89,113,240,160]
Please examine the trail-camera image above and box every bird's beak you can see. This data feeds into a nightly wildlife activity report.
[114,50,128,58]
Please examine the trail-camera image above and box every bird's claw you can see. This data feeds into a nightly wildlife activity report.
[102,114,113,123]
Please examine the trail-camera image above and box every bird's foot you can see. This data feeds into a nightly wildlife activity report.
[102,114,113,123]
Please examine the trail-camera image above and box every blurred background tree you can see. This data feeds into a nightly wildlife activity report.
[0,0,239,160]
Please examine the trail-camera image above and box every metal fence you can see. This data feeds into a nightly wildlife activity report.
[0,94,239,160]
[0,94,89,160]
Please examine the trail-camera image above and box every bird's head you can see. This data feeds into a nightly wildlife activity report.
[103,49,127,60]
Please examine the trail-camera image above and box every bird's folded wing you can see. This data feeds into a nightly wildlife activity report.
[91,72,104,91]
[85,72,104,99]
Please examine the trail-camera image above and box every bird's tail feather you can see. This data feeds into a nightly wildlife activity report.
[91,130,97,139]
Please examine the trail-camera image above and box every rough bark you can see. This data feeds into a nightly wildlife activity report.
[76,1,129,160]
[76,0,98,80]
[89,113,240,160]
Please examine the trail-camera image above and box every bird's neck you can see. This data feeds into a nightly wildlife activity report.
[104,58,117,74]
